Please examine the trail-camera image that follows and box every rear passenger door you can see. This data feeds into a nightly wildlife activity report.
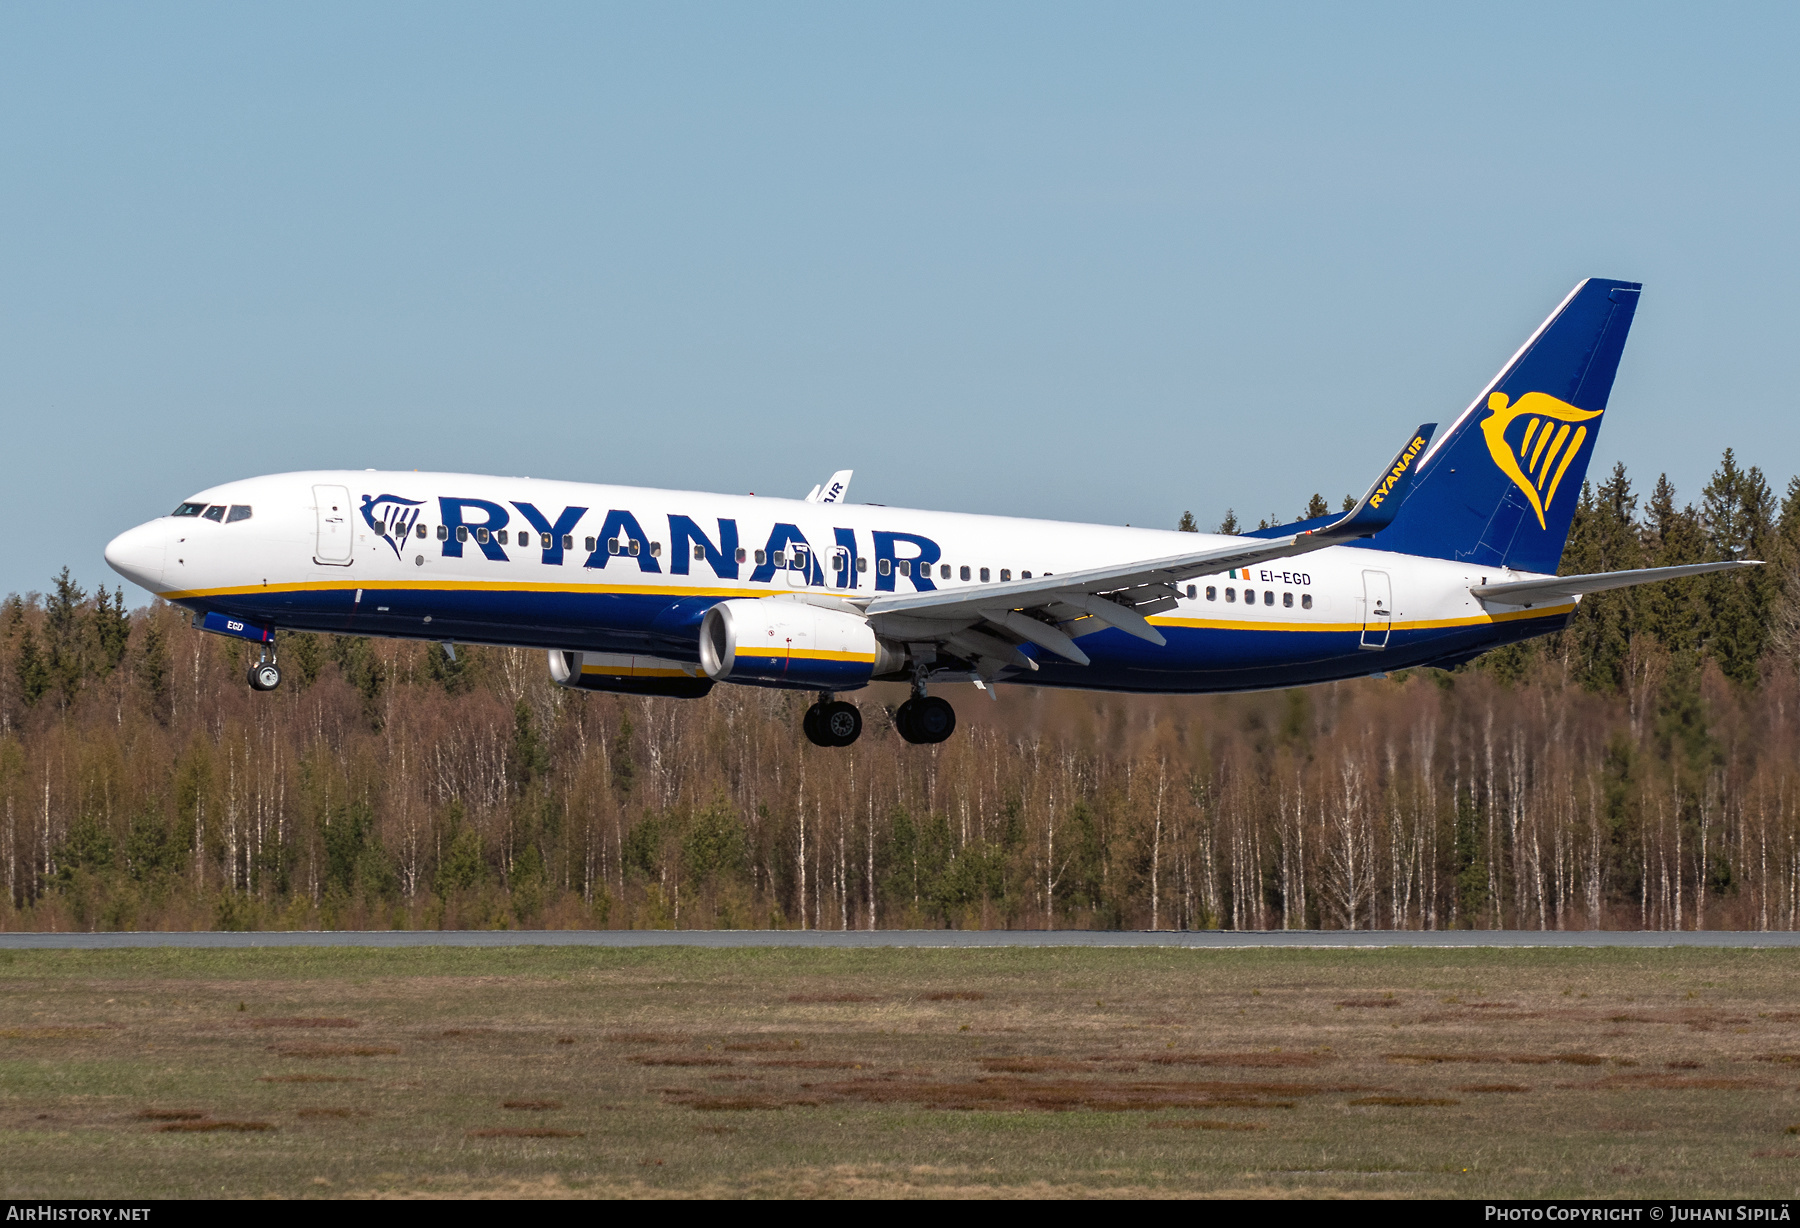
[1360,569,1391,650]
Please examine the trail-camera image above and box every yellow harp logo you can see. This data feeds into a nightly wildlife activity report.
[1479,391,1602,530]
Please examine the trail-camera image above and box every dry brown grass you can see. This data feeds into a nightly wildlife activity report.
[1335,998,1398,1009]
[1147,1052,1325,1068]
[502,1100,563,1111]
[271,1044,400,1057]
[0,1025,118,1039]
[134,1109,205,1121]
[1349,1096,1460,1107]
[249,1017,358,1029]
[922,991,985,1002]
[787,994,881,1004]
[979,1057,1086,1073]
[154,1120,274,1133]
[1385,1051,1606,1065]
[1148,1119,1267,1131]
[466,1128,584,1139]
[805,1075,1370,1113]
[12,944,1800,1199]
[1556,1073,1777,1091]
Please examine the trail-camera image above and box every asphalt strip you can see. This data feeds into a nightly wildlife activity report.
[2,930,1799,950]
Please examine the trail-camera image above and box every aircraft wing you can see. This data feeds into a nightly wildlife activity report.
[859,424,1434,674]
[1470,560,1762,607]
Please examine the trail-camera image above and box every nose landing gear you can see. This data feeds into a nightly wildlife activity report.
[246,649,282,692]
[803,692,863,747]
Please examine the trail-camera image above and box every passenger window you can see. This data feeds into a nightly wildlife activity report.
[834,552,847,572]
[496,530,508,545]
[940,563,951,579]
[960,565,971,581]
[563,535,573,550]
[1206,586,1216,601]
[980,567,990,582]
[736,548,748,563]
[755,549,766,565]
[1186,584,1196,599]
[898,560,911,577]
[226,505,252,523]
[1283,591,1293,608]
[878,558,891,576]
[629,540,641,556]
[609,539,621,555]
[650,542,662,557]
[540,532,551,549]
[772,550,785,567]
[584,536,596,552]
[172,502,206,517]
[1225,587,1235,602]
[457,526,469,542]
[416,524,427,538]
[857,556,867,572]
[1302,593,1313,609]
[202,505,225,522]
[1021,571,1032,579]
[1000,569,1011,582]
[477,528,490,544]
[694,544,706,560]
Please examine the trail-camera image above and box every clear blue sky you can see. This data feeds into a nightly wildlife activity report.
[3,3,1797,605]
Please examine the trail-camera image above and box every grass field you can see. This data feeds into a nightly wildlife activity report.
[4,944,1800,1198]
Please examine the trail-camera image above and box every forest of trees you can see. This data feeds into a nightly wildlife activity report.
[6,450,1800,932]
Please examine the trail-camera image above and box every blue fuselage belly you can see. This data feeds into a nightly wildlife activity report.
[185,586,1563,696]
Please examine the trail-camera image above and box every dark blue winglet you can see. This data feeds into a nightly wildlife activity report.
[1305,423,1436,543]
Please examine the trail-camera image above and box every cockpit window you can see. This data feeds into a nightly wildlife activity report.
[201,506,225,522]
[172,502,207,517]
[226,505,252,523]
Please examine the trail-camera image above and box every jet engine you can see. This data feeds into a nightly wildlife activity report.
[548,650,714,698]
[699,598,906,690]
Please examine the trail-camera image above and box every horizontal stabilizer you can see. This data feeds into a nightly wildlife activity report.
[1471,560,1763,606]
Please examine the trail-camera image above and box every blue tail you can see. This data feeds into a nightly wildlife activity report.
[1374,278,1641,574]
[1249,278,1641,574]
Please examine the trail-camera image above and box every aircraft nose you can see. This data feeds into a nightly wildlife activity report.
[104,521,167,589]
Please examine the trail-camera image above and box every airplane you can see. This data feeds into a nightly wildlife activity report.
[104,278,1755,748]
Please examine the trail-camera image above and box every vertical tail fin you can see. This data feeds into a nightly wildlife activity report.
[1373,278,1641,574]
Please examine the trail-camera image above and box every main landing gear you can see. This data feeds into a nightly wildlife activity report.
[803,693,863,748]
[246,648,282,692]
[894,669,955,745]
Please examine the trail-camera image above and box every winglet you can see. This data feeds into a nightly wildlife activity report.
[806,469,853,504]
[1306,424,1436,542]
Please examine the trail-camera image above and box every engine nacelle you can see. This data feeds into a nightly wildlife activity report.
[548,650,714,698]
[699,598,905,690]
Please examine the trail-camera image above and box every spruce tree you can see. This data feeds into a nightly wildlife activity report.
[1700,449,1775,684]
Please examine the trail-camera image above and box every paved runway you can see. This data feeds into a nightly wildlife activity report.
[3,929,1799,950]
